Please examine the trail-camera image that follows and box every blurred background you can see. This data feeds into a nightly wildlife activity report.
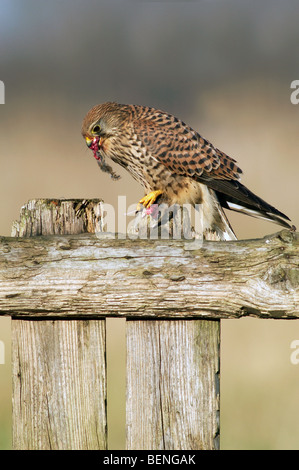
[0,0,299,450]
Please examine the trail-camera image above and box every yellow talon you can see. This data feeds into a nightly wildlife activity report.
[138,190,163,209]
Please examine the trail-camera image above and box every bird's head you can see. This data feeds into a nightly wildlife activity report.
[81,102,128,180]
[82,102,128,161]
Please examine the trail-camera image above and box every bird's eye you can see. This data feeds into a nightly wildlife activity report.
[92,124,101,134]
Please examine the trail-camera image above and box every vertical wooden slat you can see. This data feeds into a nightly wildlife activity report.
[11,199,107,450]
[126,320,220,450]
[12,320,106,449]
[126,210,221,450]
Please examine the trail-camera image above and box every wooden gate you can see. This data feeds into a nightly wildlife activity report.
[0,199,298,449]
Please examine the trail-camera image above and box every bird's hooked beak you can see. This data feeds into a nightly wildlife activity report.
[85,136,93,148]
[85,135,103,161]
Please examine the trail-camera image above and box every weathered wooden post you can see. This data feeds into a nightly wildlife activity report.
[11,199,107,450]
[1,198,297,450]
[126,205,220,450]
[126,319,219,449]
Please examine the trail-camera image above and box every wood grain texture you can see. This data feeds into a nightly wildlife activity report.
[11,198,104,237]
[126,320,220,450]
[1,230,298,319]
[6,199,299,451]
[11,199,107,450]
[12,320,107,449]
[126,224,220,451]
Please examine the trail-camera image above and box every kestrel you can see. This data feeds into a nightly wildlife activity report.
[82,102,294,240]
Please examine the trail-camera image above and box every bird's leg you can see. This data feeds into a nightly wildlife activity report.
[138,190,163,210]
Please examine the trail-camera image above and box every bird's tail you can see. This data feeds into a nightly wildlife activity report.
[214,180,294,230]
[200,186,237,241]
[199,175,294,231]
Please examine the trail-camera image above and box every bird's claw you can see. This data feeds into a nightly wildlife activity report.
[137,190,163,210]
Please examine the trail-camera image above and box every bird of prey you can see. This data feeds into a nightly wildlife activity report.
[82,102,294,240]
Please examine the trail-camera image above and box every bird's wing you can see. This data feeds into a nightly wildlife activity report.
[133,112,242,181]
[133,113,292,229]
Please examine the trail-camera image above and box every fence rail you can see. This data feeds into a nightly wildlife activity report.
[0,199,298,450]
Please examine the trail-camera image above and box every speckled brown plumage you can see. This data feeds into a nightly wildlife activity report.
[82,102,294,239]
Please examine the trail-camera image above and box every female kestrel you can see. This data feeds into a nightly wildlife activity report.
[82,102,294,240]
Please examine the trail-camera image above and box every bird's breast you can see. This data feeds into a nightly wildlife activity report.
[102,135,204,205]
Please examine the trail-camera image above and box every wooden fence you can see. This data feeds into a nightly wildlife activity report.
[0,199,298,450]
